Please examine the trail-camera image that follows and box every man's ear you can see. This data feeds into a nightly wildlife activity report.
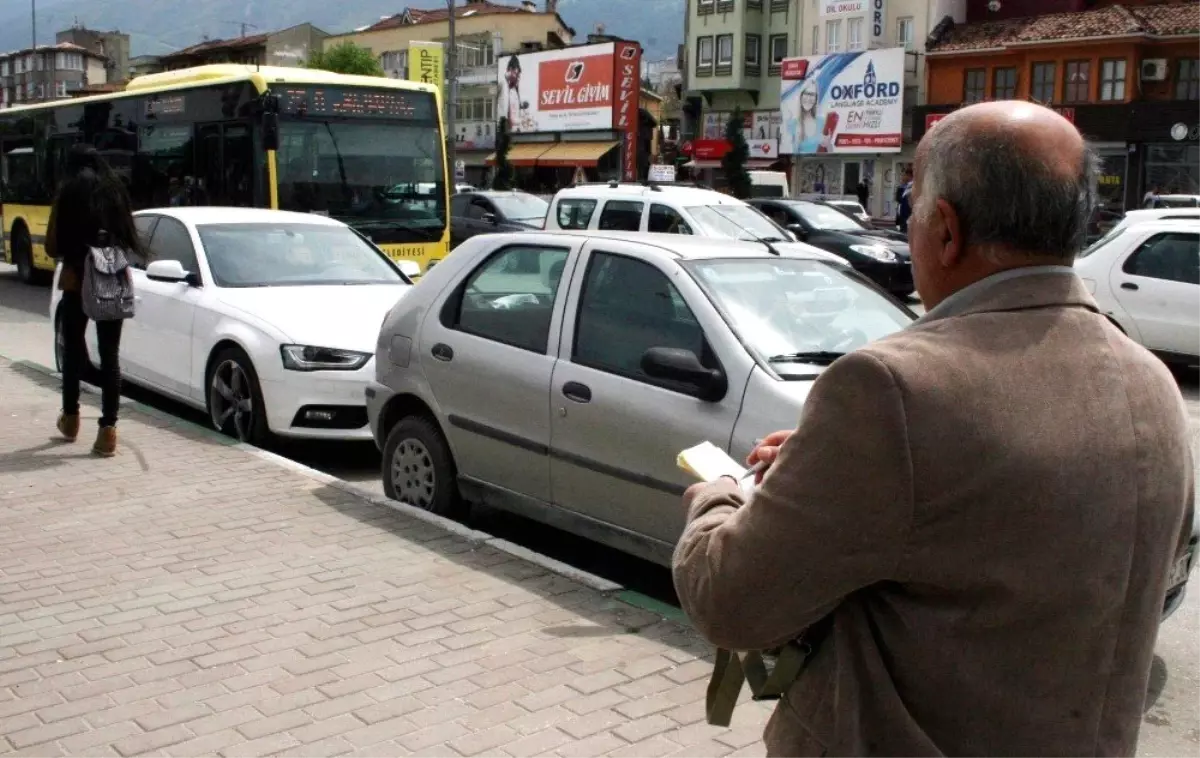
[935,198,964,267]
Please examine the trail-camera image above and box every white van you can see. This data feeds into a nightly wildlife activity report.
[748,170,789,198]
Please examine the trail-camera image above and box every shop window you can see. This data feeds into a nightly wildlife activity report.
[1177,59,1199,100]
[963,69,986,103]
[1031,62,1056,103]
[1064,60,1090,103]
[993,68,1017,100]
[1144,144,1200,198]
[1100,59,1126,102]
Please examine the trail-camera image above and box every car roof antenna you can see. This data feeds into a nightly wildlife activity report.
[709,205,781,256]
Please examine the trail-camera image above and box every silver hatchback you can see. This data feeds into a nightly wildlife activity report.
[366,231,916,565]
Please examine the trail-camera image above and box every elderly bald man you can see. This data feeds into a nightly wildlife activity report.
[673,101,1194,756]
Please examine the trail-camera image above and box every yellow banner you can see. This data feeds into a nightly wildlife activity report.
[407,41,444,98]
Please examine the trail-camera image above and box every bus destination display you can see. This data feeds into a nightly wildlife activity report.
[280,88,434,120]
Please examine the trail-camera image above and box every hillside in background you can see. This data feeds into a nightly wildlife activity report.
[0,0,684,64]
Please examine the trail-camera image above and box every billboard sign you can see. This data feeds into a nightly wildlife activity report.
[820,0,866,16]
[779,48,905,155]
[407,41,444,99]
[499,42,621,134]
[613,41,642,181]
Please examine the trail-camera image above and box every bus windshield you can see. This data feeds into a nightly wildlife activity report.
[276,120,446,242]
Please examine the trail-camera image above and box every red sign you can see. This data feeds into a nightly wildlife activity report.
[680,140,694,156]
[781,58,810,80]
[539,54,614,111]
[834,133,902,148]
[612,41,642,182]
[691,139,731,160]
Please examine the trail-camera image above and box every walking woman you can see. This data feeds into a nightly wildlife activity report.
[47,144,142,457]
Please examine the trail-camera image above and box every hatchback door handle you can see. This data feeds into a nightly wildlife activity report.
[562,381,591,403]
[1120,282,1139,291]
[431,343,454,362]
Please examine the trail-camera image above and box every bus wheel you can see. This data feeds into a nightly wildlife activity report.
[13,227,47,286]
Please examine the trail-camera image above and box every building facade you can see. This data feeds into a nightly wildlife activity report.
[913,1,1200,213]
[157,23,328,71]
[329,0,574,184]
[0,43,109,108]
[56,27,131,83]
[681,0,966,217]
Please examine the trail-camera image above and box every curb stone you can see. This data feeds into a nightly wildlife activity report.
[4,354,684,622]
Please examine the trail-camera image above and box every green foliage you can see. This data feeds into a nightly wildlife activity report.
[493,117,515,190]
[721,106,752,200]
[307,42,384,77]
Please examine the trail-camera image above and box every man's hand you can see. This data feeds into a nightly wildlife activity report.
[747,430,794,483]
[683,481,709,510]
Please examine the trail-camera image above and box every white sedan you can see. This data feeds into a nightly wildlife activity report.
[1075,219,1199,366]
[50,208,418,443]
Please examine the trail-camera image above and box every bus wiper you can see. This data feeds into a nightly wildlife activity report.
[767,351,845,365]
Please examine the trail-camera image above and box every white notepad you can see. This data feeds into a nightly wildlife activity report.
[677,441,749,482]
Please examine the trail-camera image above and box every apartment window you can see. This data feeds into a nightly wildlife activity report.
[993,67,1017,99]
[717,0,735,9]
[696,36,714,75]
[770,35,789,66]
[847,18,864,51]
[1099,59,1126,101]
[698,0,715,14]
[380,50,407,77]
[1175,58,1198,100]
[897,17,915,50]
[55,81,66,98]
[745,35,761,66]
[825,20,842,53]
[716,34,734,72]
[55,52,83,71]
[457,38,494,69]
[1064,60,1090,103]
[36,55,44,71]
[964,69,986,103]
[454,97,494,123]
[1031,62,1056,103]
[811,25,819,56]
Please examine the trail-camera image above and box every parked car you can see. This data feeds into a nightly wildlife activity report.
[367,231,916,566]
[822,198,872,227]
[543,182,844,265]
[449,190,548,249]
[1088,206,1200,250]
[1074,219,1199,367]
[1145,194,1200,209]
[750,198,914,298]
[50,208,417,444]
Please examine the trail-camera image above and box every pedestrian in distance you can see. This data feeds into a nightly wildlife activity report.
[47,144,143,457]
[895,166,914,233]
[673,100,1194,756]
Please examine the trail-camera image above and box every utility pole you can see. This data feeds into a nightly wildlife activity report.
[31,0,36,50]
[445,0,458,186]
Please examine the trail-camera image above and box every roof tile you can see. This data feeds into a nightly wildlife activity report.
[364,1,531,32]
[929,1,1199,53]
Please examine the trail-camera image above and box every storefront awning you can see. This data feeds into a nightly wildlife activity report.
[536,141,620,167]
[683,158,781,170]
[484,143,552,166]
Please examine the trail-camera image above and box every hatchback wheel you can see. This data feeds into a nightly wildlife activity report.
[382,416,462,517]
[206,348,269,445]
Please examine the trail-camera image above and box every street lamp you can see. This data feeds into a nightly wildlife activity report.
[446,0,458,185]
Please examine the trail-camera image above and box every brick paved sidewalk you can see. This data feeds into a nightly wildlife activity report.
[0,358,770,758]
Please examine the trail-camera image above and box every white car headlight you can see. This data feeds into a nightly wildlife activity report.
[849,243,898,262]
[280,345,371,372]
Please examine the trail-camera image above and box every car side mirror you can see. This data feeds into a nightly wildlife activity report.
[397,260,421,280]
[641,347,727,401]
[482,212,498,225]
[145,259,188,283]
[787,223,808,240]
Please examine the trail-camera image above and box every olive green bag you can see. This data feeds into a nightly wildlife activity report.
[705,640,813,727]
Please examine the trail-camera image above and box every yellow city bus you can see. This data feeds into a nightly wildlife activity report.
[0,64,450,284]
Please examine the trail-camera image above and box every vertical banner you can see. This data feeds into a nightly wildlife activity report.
[408,40,445,101]
[869,0,888,48]
[613,41,642,181]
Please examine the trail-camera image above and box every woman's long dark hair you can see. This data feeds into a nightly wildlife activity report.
[56,144,144,258]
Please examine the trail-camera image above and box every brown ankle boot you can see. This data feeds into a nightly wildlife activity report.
[92,426,117,457]
[57,413,80,442]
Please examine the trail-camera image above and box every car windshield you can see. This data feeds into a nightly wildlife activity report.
[686,204,788,241]
[685,258,913,363]
[794,203,865,231]
[490,193,549,222]
[1078,224,1129,258]
[197,223,405,288]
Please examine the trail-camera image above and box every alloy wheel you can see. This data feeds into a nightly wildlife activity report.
[209,359,254,441]
[391,437,436,509]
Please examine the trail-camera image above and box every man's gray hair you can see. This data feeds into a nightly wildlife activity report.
[913,119,1099,261]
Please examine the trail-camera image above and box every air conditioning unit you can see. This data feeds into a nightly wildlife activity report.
[1140,59,1168,82]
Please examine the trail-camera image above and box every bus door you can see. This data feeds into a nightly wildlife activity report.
[194,122,254,207]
